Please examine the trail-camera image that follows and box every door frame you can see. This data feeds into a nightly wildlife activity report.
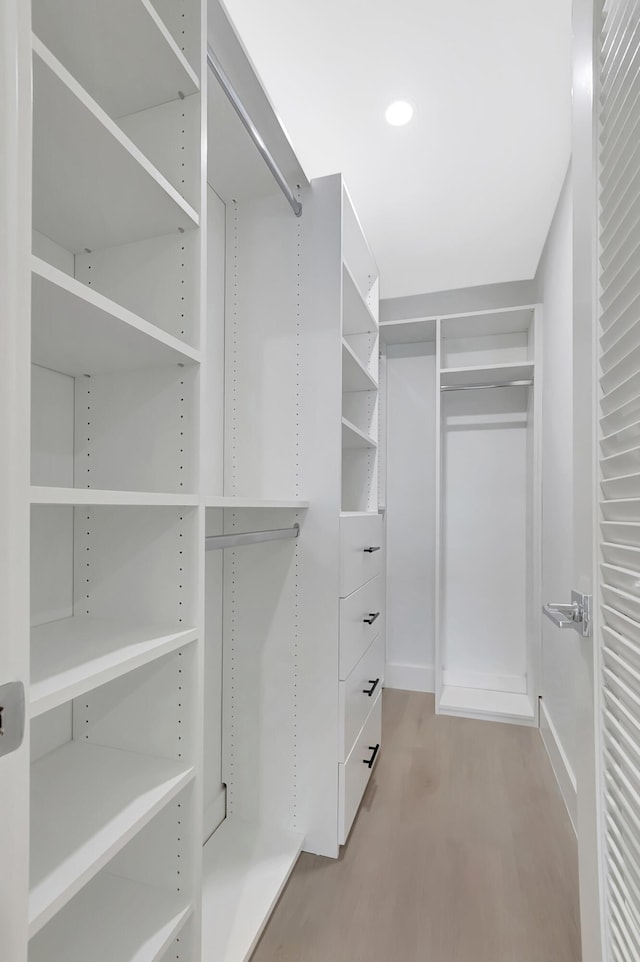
[0,0,32,958]
[572,0,607,958]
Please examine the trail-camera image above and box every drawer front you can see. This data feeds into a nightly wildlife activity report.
[339,692,382,845]
[340,514,383,598]
[339,574,384,680]
[339,632,384,761]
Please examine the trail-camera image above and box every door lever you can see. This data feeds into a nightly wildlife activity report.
[543,591,592,637]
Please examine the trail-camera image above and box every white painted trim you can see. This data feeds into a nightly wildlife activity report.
[539,699,577,835]
[442,669,527,694]
[385,662,435,693]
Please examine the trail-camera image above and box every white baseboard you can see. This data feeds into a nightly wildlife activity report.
[385,662,435,693]
[442,669,527,694]
[539,700,577,834]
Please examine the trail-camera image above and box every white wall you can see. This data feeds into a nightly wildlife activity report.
[385,343,436,692]
[536,167,578,828]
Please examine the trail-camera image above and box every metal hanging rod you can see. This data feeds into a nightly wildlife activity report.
[205,523,300,552]
[206,45,302,218]
[441,379,533,392]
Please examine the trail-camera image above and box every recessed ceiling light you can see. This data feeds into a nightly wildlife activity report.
[385,100,414,126]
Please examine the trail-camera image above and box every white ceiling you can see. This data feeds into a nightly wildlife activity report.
[221,0,572,300]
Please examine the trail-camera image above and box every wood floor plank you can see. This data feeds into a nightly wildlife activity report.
[251,690,581,962]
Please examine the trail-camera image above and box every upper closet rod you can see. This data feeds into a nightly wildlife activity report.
[205,523,300,552]
[441,379,533,392]
[206,45,302,218]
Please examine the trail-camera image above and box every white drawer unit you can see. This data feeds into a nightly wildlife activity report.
[338,691,382,845]
[339,631,384,761]
[339,574,384,680]
[339,513,383,598]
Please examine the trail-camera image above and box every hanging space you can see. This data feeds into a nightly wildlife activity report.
[436,307,542,723]
[200,5,310,960]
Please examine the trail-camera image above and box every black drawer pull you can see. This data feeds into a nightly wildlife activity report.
[363,744,380,768]
[362,678,380,697]
[363,611,380,625]
[364,545,381,553]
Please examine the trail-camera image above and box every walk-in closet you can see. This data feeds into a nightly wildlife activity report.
[2,0,634,960]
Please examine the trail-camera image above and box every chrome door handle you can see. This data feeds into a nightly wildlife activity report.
[543,591,592,637]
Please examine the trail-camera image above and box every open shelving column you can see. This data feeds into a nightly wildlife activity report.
[341,193,380,513]
[28,2,206,960]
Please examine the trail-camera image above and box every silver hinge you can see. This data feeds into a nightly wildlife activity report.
[543,591,593,638]
[0,682,25,758]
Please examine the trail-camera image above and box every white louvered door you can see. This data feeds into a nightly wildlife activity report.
[599,0,640,958]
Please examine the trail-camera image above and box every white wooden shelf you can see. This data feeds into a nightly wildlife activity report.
[29,871,192,962]
[33,37,198,254]
[30,741,194,936]
[342,339,378,392]
[33,0,199,120]
[439,686,535,723]
[30,617,198,718]
[440,307,535,339]
[32,257,200,376]
[379,317,437,345]
[205,496,310,509]
[342,263,378,335]
[30,487,199,507]
[440,361,534,389]
[201,820,303,962]
[342,417,378,449]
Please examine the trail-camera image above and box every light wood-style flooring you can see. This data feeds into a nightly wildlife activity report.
[252,689,581,962]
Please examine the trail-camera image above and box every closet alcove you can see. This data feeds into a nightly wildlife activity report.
[382,305,542,726]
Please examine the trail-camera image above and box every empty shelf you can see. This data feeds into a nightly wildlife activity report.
[33,0,198,119]
[205,496,310,509]
[343,264,378,335]
[342,339,378,392]
[440,361,534,389]
[33,38,198,254]
[440,308,535,339]
[30,741,194,936]
[32,258,200,376]
[30,617,198,717]
[29,871,192,962]
[30,488,199,507]
[342,417,377,449]
[439,686,535,722]
[202,820,303,962]
[379,317,437,345]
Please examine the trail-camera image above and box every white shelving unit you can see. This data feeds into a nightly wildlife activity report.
[296,174,384,859]
[8,2,380,957]
[436,306,541,724]
[27,1,207,959]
